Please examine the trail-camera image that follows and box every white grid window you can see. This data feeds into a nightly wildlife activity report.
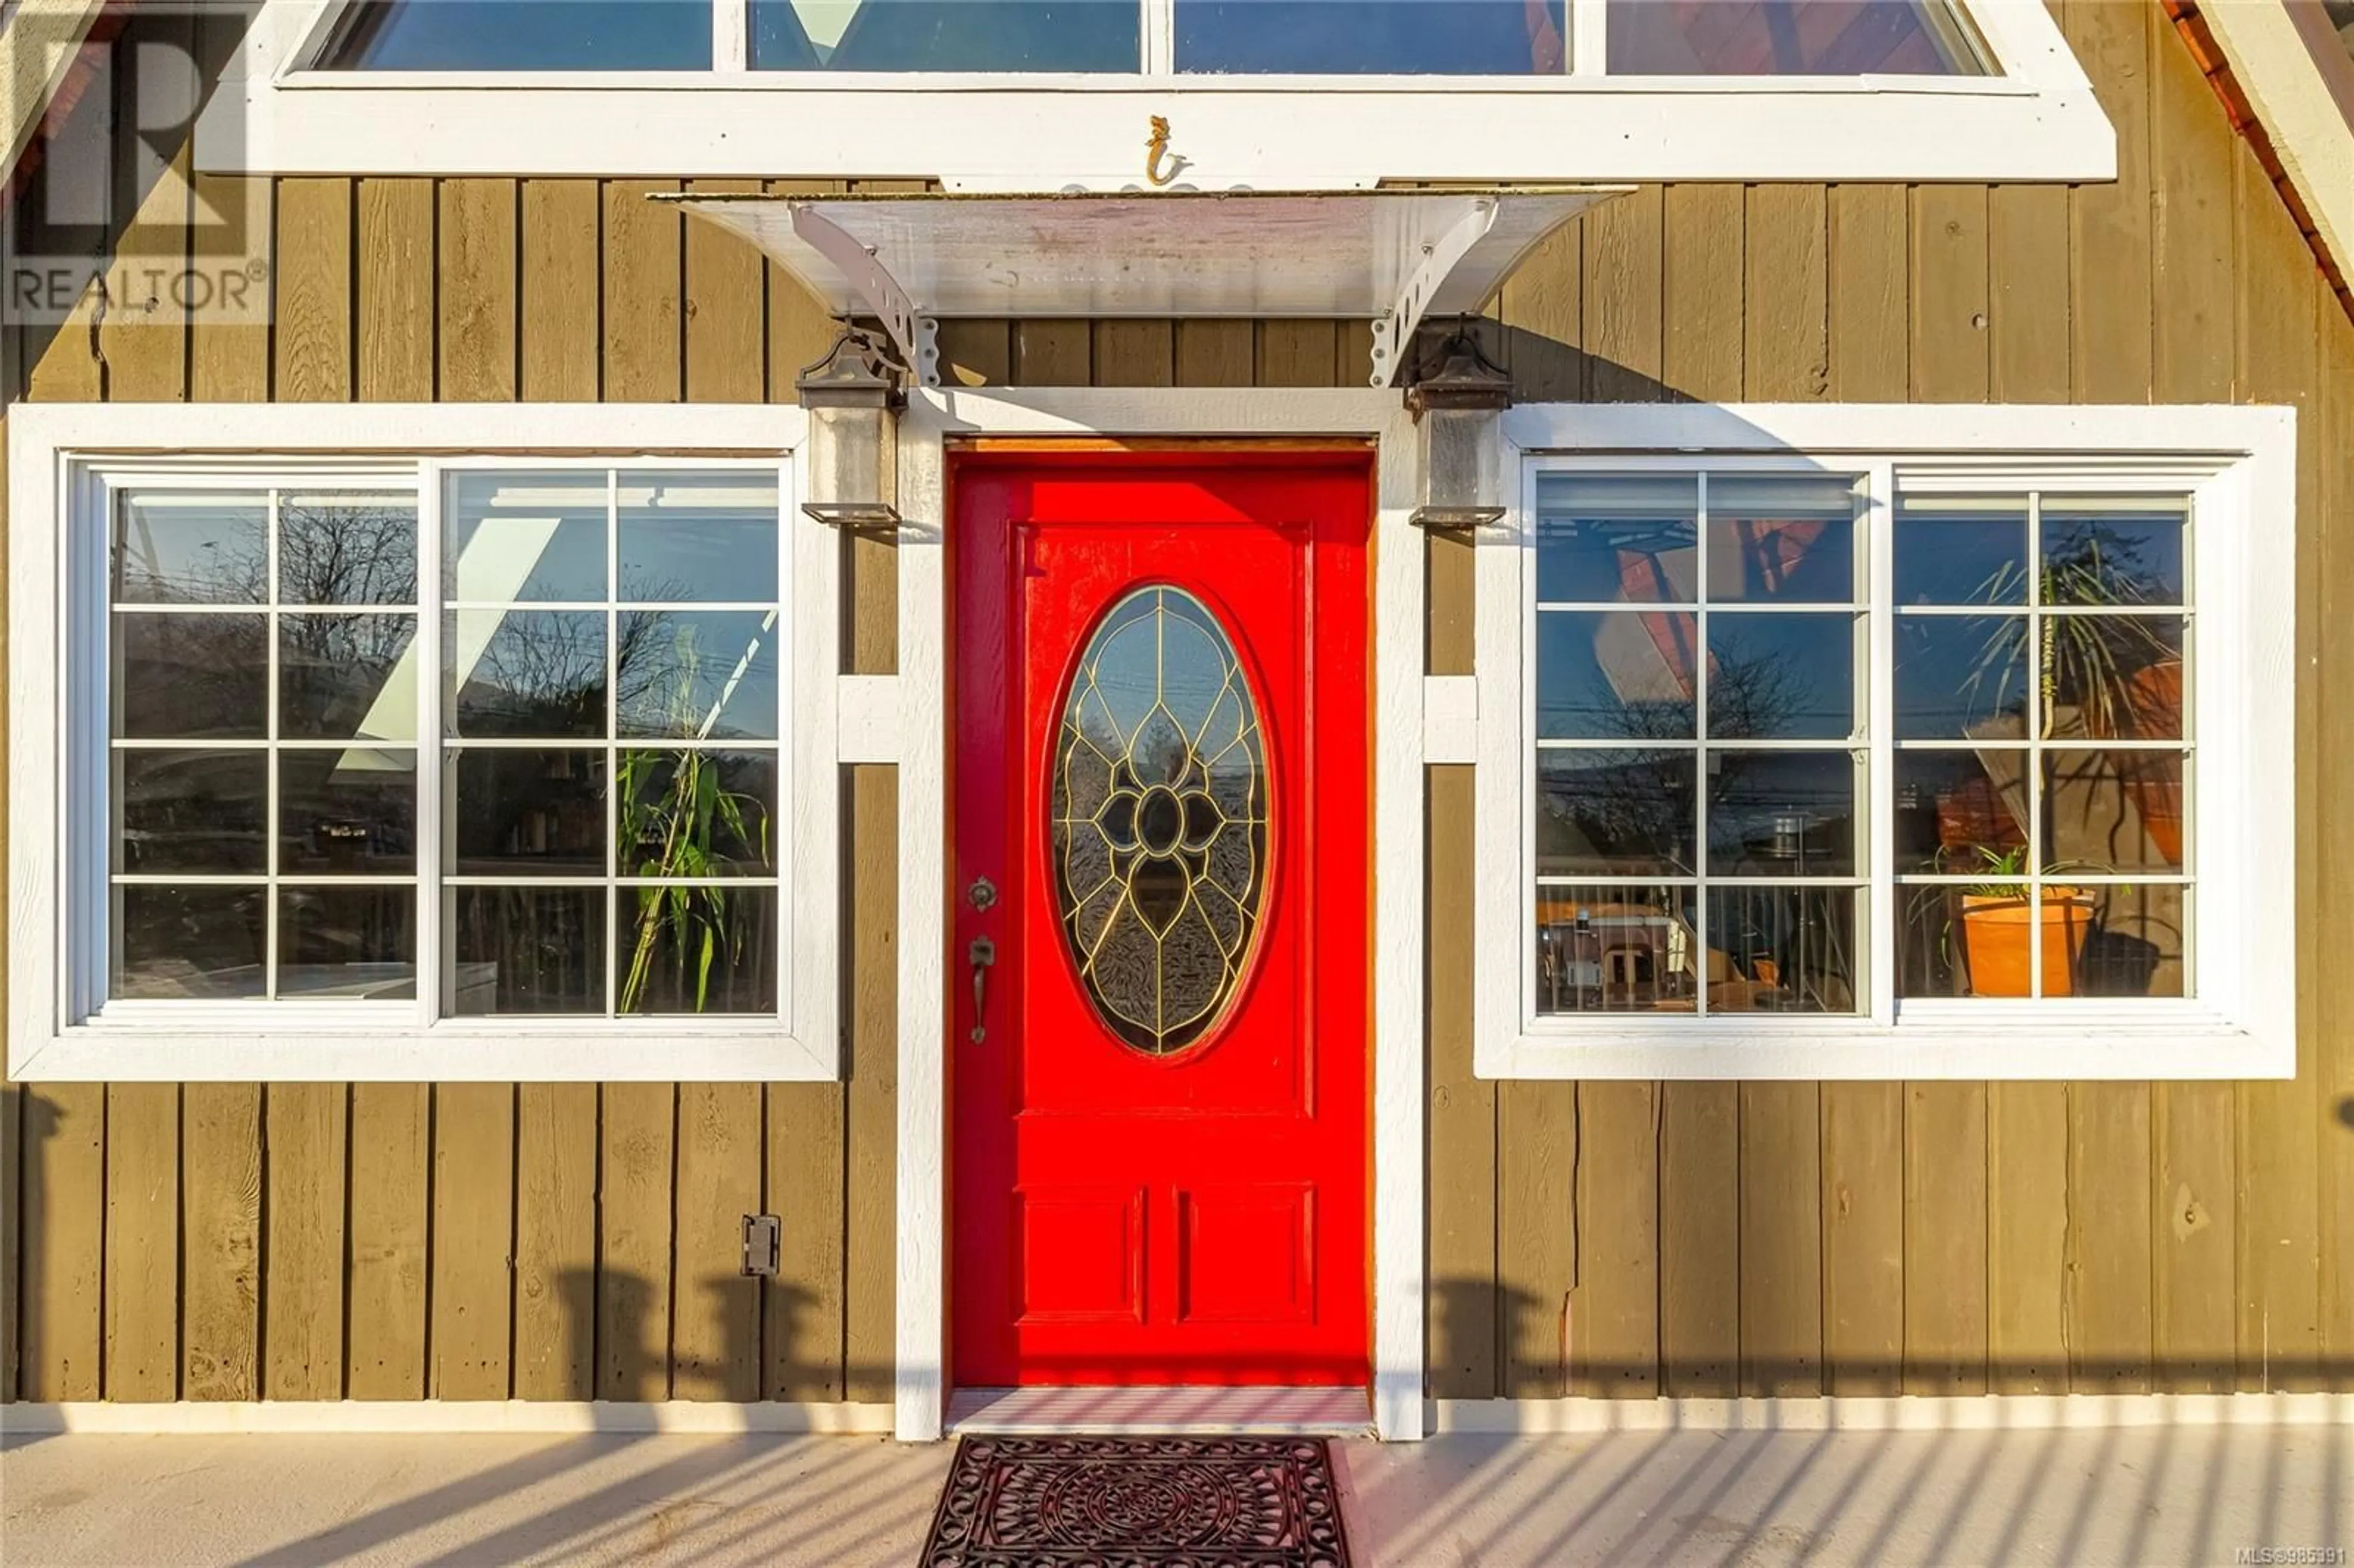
[1477,406,2295,1081]
[9,408,836,1085]
[102,463,790,1021]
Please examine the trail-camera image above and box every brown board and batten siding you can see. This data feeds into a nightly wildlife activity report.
[2,0,2353,1406]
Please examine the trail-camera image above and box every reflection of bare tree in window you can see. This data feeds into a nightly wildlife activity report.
[278,502,418,605]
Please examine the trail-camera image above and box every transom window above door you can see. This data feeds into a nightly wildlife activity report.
[316,0,1990,75]
[227,0,2105,185]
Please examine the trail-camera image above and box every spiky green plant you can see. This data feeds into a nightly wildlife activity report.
[615,626,769,1013]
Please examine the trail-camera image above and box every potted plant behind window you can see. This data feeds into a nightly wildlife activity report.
[1929,844,2099,997]
[1940,518,2176,994]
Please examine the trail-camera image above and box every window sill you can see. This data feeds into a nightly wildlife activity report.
[1474,1008,2291,1081]
[7,1024,837,1083]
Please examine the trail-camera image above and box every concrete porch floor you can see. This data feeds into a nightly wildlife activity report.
[1,1418,2345,1566]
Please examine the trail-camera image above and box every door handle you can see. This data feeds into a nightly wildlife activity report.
[967,935,997,1043]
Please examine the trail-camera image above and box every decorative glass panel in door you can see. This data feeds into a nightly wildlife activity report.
[1051,585,1267,1055]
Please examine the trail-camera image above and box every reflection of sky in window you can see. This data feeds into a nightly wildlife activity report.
[618,610,781,740]
[753,0,1140,70]
[327,0,713,69]
[446,473,608,603]
[115,495,268,604]
[1178,0,1566,74]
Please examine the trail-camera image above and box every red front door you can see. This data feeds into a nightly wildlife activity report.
[950,449,1371,1388]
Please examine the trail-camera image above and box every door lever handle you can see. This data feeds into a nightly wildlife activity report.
[967,935,997,1043]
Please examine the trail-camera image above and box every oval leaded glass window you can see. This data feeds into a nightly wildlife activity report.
[1052,585,1268,1056]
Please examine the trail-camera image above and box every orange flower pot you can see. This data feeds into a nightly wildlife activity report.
[1960,891,2094,997]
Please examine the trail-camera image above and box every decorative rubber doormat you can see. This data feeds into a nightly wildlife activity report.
[919,1434,1354,1567]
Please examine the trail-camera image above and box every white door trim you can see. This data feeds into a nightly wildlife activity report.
[892,389,1423,1442]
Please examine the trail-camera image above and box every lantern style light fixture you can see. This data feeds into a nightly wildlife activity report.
[796,325,904,529]
[1405,324,1512,531]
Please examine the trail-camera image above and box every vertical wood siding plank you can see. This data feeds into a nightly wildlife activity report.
[264,1084,347,1400]
[431,1084,515,1400]
[357,178,434,402]
[1828,186,1910,402]
[2150,16,2235,406]
[181,1086,261,1401]
[766,180,842,400]
[1570,1084,1659,1396]
[2071,1086,2155,1391]
[438,179,519,403]
[1425,765,1495,1399]
[1988,186,2071,402]
[1740,1083,1823,1396]
[2066,0,2156,403]
[272,180,353,404]
[936,321,1013,388]
[1091,321,1176,389]
[1905,1083,1989,1394]
[766,1081,847,1401]
[1821,1084,1904,1394]
[672,1083,763,1401]
[1910,186,1990,403]
[345,1084,429,1400]
[20,1086,103,1399]
[102,1086,178,1399]
[845,765,900,1404]
[1663,185,1744,402]
[2156,1083,2240,1391]
[1584,187,1664,403]
[1254,322,1338,389]
[684,179,766,403]
[1658,1084,1739,1396]
[96,111,191,403]
[520,181,601,400]
[1,1079,15,1401]
[1987,1084,2070,1391]
[604,181,684,403]
[513,1083,598,1399]
[1743,186,1829,401]
[189,176,273,402]
[1497,218,1587,401]
[1334,319,1374,387]
[2236,142,2324,1393]
[1174,322,1253,387]
[2319,300,2354,1389]
[599,1084,677,1401]
[1498,1081,1577,1396]
[1011,321,1093,386]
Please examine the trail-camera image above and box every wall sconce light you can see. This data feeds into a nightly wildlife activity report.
[1406,324,1512,531]
[796,325,905,530]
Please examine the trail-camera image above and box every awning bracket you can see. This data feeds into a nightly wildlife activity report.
[1369,197,1499,390]
[789,202,943,387]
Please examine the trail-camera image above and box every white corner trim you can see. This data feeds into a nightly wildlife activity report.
[0,1400,896,1436]
[1477,402,2299,1084]
[1423,676,1477,764]
[1429,1391,2354,1435]
[6,403,835,1086]
[891,388,1425,1443]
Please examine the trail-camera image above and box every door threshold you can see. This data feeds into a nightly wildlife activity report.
[947,1386,1374,1437]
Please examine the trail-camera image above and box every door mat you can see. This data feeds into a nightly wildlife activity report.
[919,1434,1354,1567]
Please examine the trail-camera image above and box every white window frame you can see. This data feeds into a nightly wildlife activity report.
[6,402,839,1084]
[1476,402,2298,1082]
[196,0,2114,186]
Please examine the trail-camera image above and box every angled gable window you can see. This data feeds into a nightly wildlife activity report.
[750,0,1141,72]
[321,0,714,69]
[1606,0,1990,75]
[1175,0,1566,75]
